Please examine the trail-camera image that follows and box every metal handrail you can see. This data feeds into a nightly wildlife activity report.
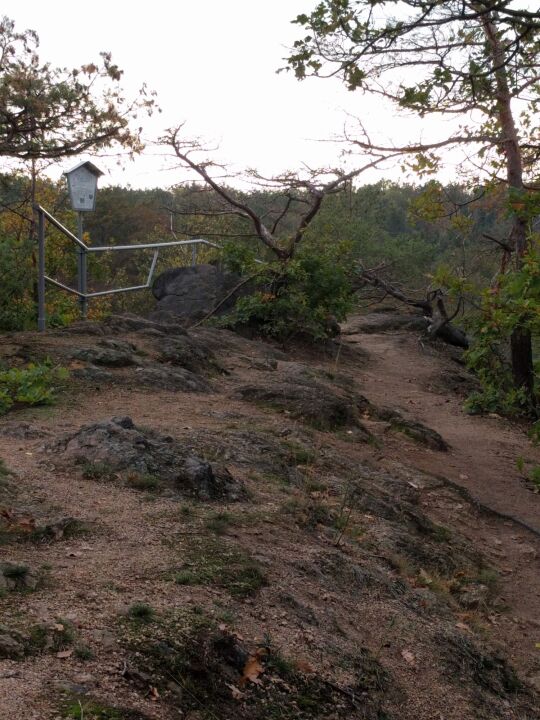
[35,204,220,331]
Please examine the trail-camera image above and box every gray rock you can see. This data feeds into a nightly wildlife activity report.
[247,357,278,371]
[457,583,490,609]
[178,456,243,501]
[0,421,47,439]
[99,338,137,352]
[158,335,221,374]
[72,365,114,383]
[0,625,27,659]
[47,417,245,502]
[378,408,449,451]
[235,365,373,431]
[105,313,187,336]
[72,346,139,367]
[32,517,85,542]
[134,366,211,393]
[151,264,248,326]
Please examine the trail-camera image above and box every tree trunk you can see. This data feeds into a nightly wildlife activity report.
[480,9,535,405]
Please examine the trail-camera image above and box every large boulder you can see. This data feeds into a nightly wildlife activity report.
[151,264,247,327]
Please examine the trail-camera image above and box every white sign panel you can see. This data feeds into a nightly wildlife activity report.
[67,166,98,211]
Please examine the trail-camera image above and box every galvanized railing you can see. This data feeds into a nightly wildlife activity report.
[35,204,219,331]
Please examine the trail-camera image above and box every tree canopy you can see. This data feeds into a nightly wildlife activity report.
[0,16,157,161]
[287,1,540,405]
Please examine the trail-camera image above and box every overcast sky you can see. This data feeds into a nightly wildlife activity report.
[2,0,466,189]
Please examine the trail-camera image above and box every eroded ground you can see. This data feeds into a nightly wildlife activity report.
[0,311,539,720]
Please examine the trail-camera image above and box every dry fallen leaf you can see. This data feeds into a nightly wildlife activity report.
[240,650,265,686]
[296,659,314,674]
[401,649,416,666]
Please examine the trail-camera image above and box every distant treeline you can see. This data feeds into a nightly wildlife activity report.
[0,170,506,331]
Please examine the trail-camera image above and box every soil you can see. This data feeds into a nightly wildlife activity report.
[0,314,539,720]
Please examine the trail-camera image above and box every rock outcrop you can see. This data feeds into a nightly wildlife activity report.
[46,416,245,501]
[151,264,247,326]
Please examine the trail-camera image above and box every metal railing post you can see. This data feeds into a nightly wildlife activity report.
[37,208,46,332]
[34,205,233,309]
[77,212,88,319]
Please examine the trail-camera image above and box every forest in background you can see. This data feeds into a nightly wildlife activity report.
[0,170,507,330]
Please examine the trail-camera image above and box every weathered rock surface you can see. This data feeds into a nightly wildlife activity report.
[151,264,247,326]
[158,335,222,375]
[186,427,315,484]
[235,363,372,431]
[0,421,48,439]
[133,366,211,392]
[47,416,245,501]
[0,625,27,659]
[105,313,187,336]
[72,339,142,367]
[71,365,114,383]
[378,407,449,451]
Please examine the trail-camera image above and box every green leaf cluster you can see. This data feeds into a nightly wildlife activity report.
[0,361,69,414]
[465,243,540,415]
[218,240,354,341]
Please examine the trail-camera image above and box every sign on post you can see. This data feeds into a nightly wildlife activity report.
[65,161,104,212]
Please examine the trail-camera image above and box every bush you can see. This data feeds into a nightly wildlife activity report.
[0,361,69,414]
[218,240,355,341]
[464,246,539,416]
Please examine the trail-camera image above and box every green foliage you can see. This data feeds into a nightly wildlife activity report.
[63,698,143,720]
[73,644,94,661]
[530,465,540,491]
[0,361,68,415]
[0,16,155,161]
[464,244,540,415]
[80,461,117,482]
[173,537,267,598]
[219,240,354,340]
[0,234,35,331]
[127,602,155,622]
[29,618,75,653]
[126,473,162,491]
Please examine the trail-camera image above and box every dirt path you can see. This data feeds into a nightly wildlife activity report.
[342,322,540,689]
[346,326,540,533]
[1,317,540,719]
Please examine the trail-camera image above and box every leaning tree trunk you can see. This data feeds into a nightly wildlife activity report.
[354,270,469,348]
[481,10,536,405]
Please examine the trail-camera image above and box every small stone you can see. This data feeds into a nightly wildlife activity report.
[73,673,96,685]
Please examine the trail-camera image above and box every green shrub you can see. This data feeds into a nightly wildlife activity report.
[127,602,155,622]
[217,240,355,341]
[464,244,540,416]
[0,361,68,415]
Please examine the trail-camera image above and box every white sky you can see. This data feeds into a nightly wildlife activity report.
[2,0,467,189]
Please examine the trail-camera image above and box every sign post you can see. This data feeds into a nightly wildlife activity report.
[64,161,104,319]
